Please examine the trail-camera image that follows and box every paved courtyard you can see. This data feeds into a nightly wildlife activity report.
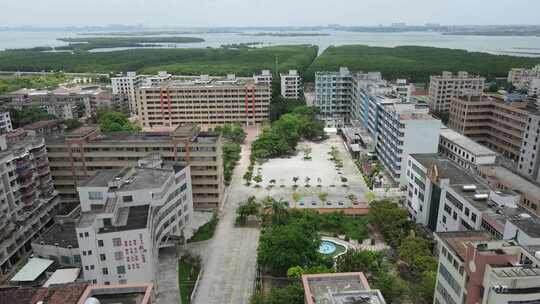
[250,133,370,208]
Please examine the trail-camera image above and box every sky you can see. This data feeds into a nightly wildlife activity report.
[2,0,540,27]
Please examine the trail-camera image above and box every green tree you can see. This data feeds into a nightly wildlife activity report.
[98,111,140,133]
[411,271,437,304]
[336,250,384,277]
[8,107,57,128]
[263,198,289,225]
[264,283,304,304]
[214,123,246,144]
[372,272,407,304]
[223,143,241,184]
[257,222,320,276]
[63,118,82,130]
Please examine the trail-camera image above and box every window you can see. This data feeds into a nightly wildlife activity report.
[117,266,126,274]
[123,195,133,202]
[439,264,461,295]
[113,238,122,247]
[79,233,84,238]
[100,254,106,261]
[90,265,95,270]
[88,191,103,200]
[87,250,92,255]
[471,213,477,223]
[102,268,108,275]
[114,251,124,260]
[98,240,104,247]
[119,279,127,284]
[84,232,89,237]
[74,255,81,263]
[464,207,470,216]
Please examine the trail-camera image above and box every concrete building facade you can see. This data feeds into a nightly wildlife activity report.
[448,94,534,161]
[428,71,485,113]
[0,134,59,276]
[75,156,193,285]
[376,103,441,186]
[508,65,540,90]
[111,72,145,115]
[439,127,497,171]
[280,70,301,99]
[518,112,540,182]
[0,112,13,134]
[137,74,271,129]
[45,125,223,210]
[315,67,353,128]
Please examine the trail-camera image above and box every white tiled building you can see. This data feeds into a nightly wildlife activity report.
[75,156,193,285]
[0,112,13,134]
[111,72,145,115]
[253,69,273,86]
[280,70,301,99]
[508,65,540,90]
[376,103,441,186]
[439,127,497,171]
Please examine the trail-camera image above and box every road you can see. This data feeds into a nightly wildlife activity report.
[192,126,261,304]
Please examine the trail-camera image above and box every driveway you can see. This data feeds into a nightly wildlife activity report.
[192,126,261,304]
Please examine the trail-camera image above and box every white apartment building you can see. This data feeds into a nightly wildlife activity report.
[253,69,273,85]
[376,103,441,186]
[439,127,497,171]
[0,134,59,276]
[508,65,540,90]
[528,78,540,96]
[434,232,540,304]
[280,70,301,99]
[75,156,194,285]
[0,112,13,134]
[315,67,353,128]
[143,71,172,87]
[111,72,145,115]
[428,71,485,113]
[518,112,540,182]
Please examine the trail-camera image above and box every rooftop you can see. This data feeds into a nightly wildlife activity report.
[436,230,493,261]
[302,272,386,304]
[97,205,149,234]
[23,120,61,131]
[34,222,79,248]
[479,165,540,201]
[0,283,89,304]
[80,166,171,192]
[440,127,497,156]
[10,258,54,282]
[410,154,483,186]
[77,284,153,304]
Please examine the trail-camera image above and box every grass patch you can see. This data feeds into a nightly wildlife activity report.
[178,256,201,304]
[187,213,218,243]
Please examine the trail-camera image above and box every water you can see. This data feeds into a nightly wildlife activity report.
[1,30,540,56]
[319,241,337,255]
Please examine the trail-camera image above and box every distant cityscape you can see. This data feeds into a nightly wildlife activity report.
[1,20,540,304]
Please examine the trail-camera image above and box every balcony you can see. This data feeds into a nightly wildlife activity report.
[37,166,50,176]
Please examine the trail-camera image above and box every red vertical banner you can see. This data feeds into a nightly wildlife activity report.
[167,89,172,123]
[251,86,255,123]
[159,89,165,119]
[244,86,249,124]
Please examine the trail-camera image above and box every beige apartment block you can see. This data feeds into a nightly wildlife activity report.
[45,125,223,210]
[428,71,485,113]
[448,94,532,161]
[137,75,271,129]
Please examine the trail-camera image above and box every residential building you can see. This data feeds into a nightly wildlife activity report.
[302,272,386,304]
[528,78,540,96]
[6,85,110,120]
[0,134,59,276]
[0,282,154,304]
[75,156,193,285]
[406,154,540,243]
[428,71,485,113]
[280,69,301,99]
[448,94,536,161]
[137,74,271,129]
[143,71,172,87]
[376,103,441,186]
[111,71,145,115]
[434,231,540,304]
[315,67,353,128]
[518,111,540,181]
[508,65,540,89]
[439,127,497,171]
[23,120,63,136]
[0,112,13,134]
[253,69,272,85]
[45,124,223,210]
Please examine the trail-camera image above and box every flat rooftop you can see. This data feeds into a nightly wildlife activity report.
[77,284,153,304]
[436,231,492,261]
[410,153,482,186]
[479,165,540,201]
[34,222,79,248]
[440,127,497,156]
[80,166,171,192]
[302,272,385,304]
[98,205,149,234]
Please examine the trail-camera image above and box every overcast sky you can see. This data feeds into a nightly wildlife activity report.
[2,0,540,27]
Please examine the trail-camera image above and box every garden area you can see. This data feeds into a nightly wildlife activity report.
[250,199,438,304]
[187,213,219,243]
[213,123,246,185]
[178,255,201,304]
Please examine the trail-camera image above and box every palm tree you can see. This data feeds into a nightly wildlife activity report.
[292,176,299,186]
[263,197,289,225]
